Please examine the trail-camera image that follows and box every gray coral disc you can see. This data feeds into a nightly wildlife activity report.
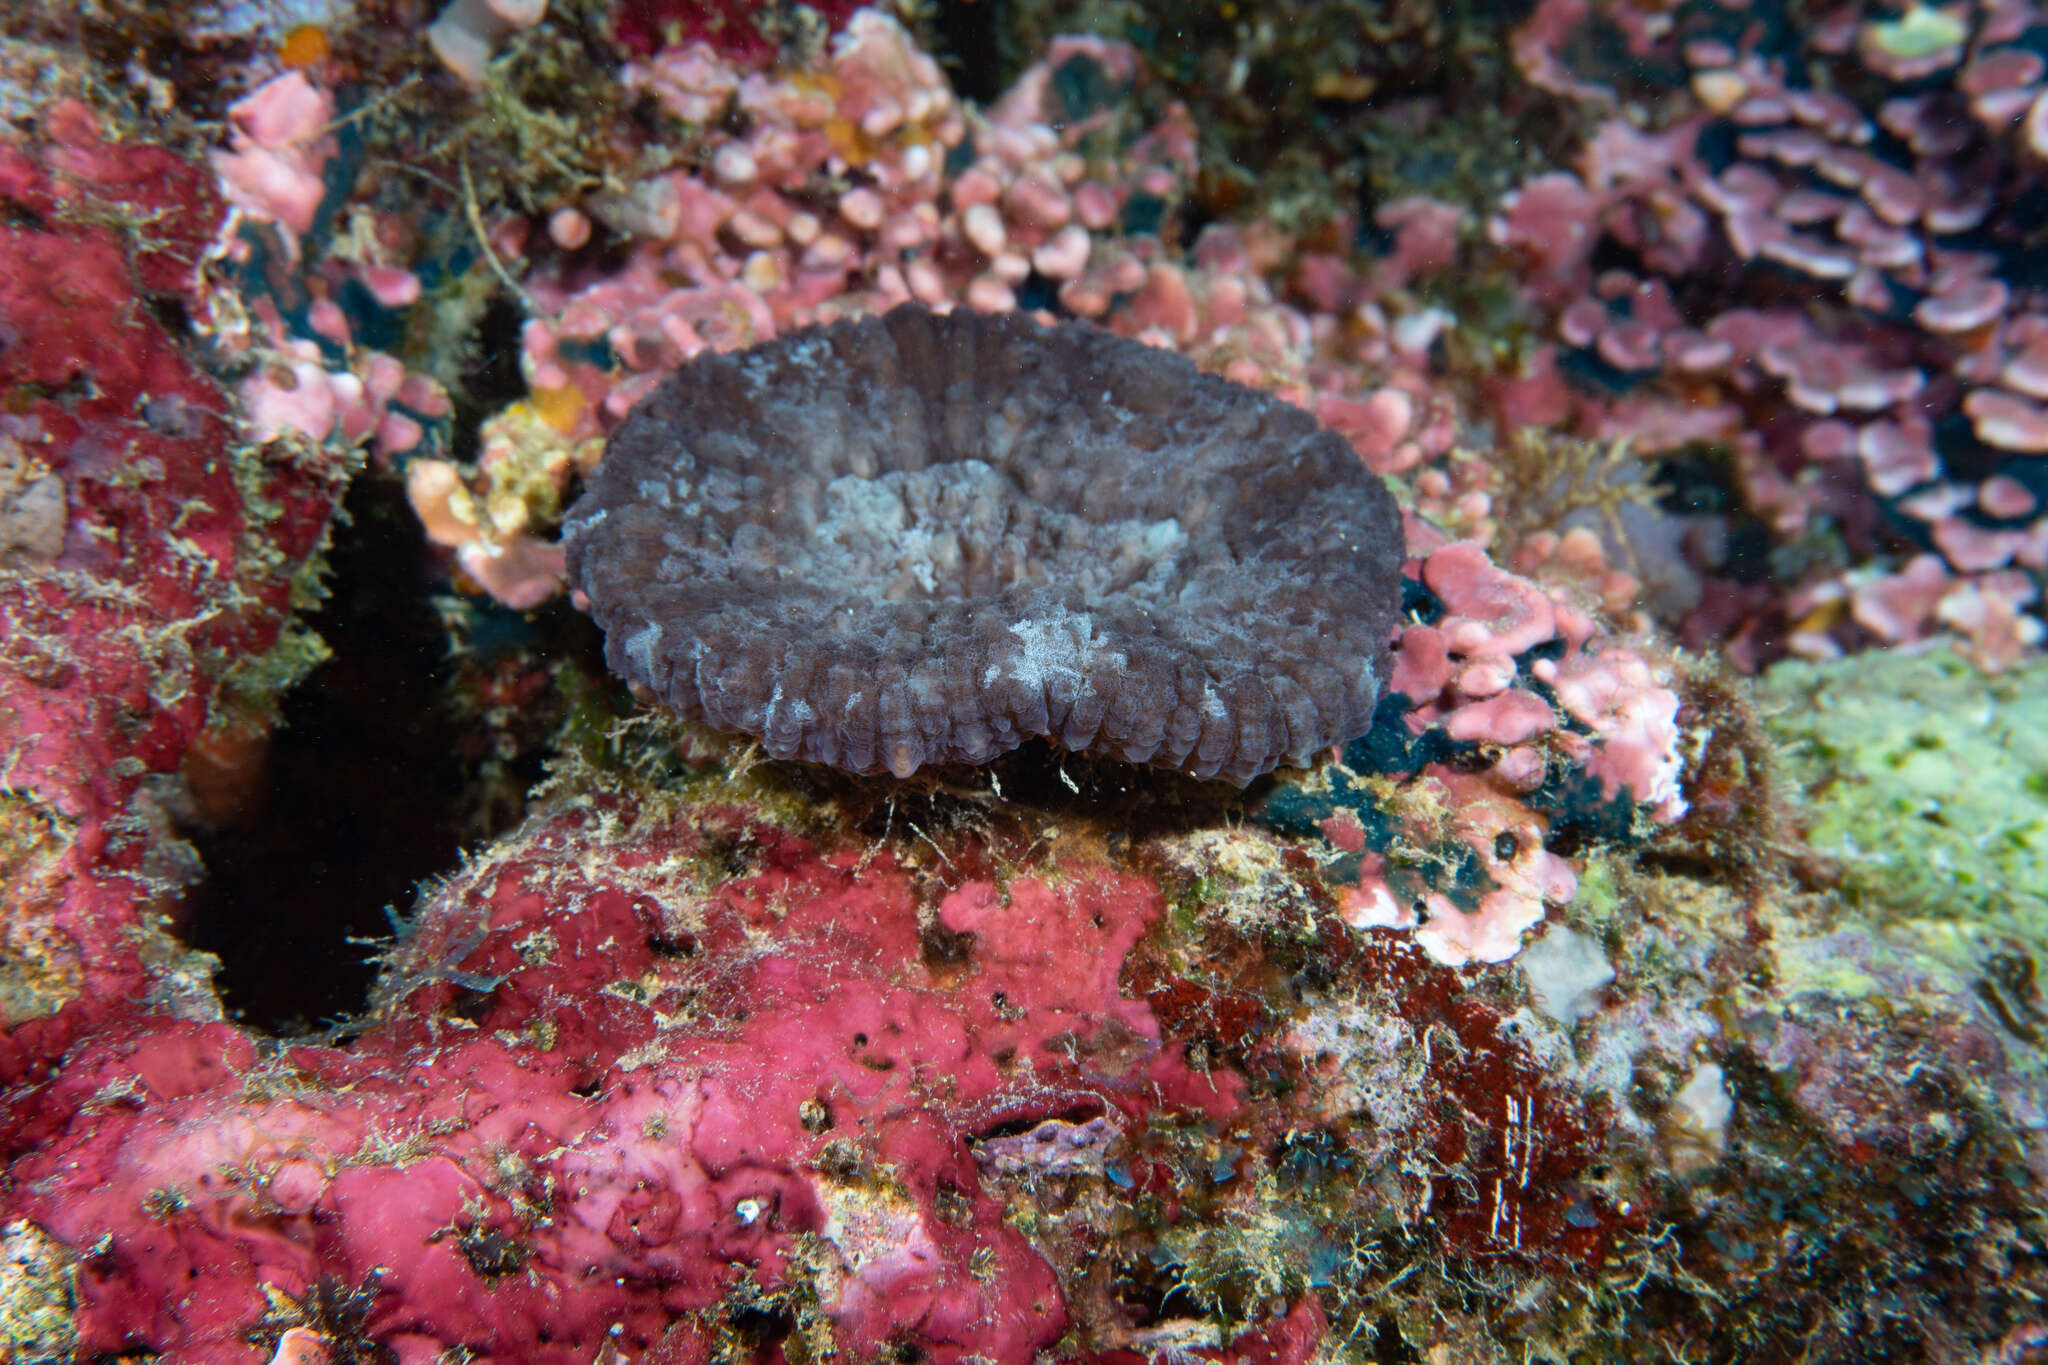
[564,304,1403,784]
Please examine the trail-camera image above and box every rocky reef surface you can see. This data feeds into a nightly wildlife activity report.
[0,2,2044,1362]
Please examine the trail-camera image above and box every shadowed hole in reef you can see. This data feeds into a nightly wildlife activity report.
[185,477,611,1036]
[181,283,608,1031]
[928,0,1008,103]
[183,472,474,1031]
[448,293,528,462]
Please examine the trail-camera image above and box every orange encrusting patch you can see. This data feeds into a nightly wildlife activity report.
[530,383,586,434]
[279,24,330,69]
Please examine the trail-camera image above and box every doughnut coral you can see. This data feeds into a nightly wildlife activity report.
[565,305,1403,783]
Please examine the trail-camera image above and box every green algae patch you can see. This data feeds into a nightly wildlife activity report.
[1760,649,2048,944]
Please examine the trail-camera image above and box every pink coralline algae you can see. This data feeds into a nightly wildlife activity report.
[211,68,335,250]
[210,68,452,469]
[3,797,1269,1364]
[1308,536,1684,967]
[0,101,349,1058]
[1497,0,2048,669]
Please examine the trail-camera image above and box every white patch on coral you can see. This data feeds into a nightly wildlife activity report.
[1415,890,1547,967]
[1519,926,1615,1027]
[1283,1003,1427,1158]
[1666,1062,1735,1175]
[1140,516,1185,559]
[624,622,663,677]
[0,437,65,565]
[1006,609,1094,689]
[758,680,818,759]
[1338,876,1412,931]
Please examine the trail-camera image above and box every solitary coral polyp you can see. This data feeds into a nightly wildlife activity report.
[565,305,1405,783]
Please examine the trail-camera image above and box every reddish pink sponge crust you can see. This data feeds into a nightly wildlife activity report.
[4,799,1243,1363]
[0,103,349,1071]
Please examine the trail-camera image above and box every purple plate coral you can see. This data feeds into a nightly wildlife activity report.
[565,305,1404,783]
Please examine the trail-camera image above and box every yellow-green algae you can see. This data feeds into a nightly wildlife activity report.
[1760,648,2048,949]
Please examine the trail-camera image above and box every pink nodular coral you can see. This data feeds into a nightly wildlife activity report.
[211,71,335,250]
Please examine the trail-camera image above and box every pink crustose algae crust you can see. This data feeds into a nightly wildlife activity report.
[4,796,1305,1364]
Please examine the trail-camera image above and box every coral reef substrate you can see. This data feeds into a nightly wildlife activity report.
[0,2,2043,1362]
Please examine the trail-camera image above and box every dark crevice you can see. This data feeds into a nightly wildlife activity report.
[448,291,530,463]
[726,1305,795,1349]
[183,472,472,1033]
[972,1101,1107,1144]
[928,0,1009,104]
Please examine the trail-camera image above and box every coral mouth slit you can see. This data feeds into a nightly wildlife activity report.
[566,304,1404,784]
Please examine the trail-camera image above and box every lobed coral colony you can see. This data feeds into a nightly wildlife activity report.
[565,306,1404,783]
[0,1,2044,1363]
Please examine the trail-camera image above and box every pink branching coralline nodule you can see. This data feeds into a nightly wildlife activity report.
[1498,0,2048,668]
[566,304,1406,784]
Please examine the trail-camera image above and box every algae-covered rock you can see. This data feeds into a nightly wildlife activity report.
[1761,649,2048,944]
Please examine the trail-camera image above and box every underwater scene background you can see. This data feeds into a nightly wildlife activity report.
[0,0,2045,1360]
